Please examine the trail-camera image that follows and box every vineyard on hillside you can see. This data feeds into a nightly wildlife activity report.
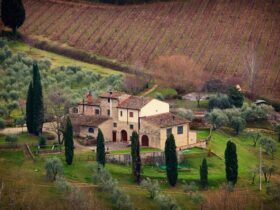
[21,0,280,99]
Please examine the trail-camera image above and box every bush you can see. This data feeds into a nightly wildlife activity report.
[111,187,133,210]
[177,109,193,121]
[141,178,161,199]
[260,137,277,159]
[204,109,229,130]
[155,194,181,210]
[266,182,280,203]
[45,157,64,181]
[5,135,18,144]
[39,135,47,147]
[0,118,5,129]
[183,181,198,196]
[208,94,231,110]
[242,104,273,122]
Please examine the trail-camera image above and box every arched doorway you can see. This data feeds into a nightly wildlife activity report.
[121,130,127,142]
[141,135,149,147]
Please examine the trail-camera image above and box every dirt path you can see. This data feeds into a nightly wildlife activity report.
[140,84,158,97]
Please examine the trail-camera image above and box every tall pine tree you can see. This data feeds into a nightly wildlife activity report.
[26,82,34,134]
[64,117,74,165]
[165,134,178,187]
[32,64,44,135]
[96,129,105,166]
[1,0,25,35]
[225,140,238,185]
[200,158,208,189]
[131,131,141,183]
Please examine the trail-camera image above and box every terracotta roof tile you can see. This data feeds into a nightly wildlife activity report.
[99,91,127,99]
[117,96,152,110]
[141,113,189,128]
[69,114,109,127]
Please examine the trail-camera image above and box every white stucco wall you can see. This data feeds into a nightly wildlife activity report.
[118,108,139,123]
[140,99,169,117]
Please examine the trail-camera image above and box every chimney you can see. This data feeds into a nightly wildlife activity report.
[87,92,94,104]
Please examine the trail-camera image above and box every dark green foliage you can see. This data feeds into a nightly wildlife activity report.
[225,141,238,185]
[165,134,178,187]
[39,135,46,147]
[64,117,74,165]
[208,94,231,111]
[96,129,105,166]
[26,64,44,135]
[227,86,244,108]
[229,116,246,135]
[200,158,208,189]
[5,135,18,144]
[1,0,25,34]
[0,118,5,129]
[131,131,141,183]
[32,64,44,135]
[26,82,34,134]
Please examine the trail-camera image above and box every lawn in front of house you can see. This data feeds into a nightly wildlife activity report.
[0,129,279,209]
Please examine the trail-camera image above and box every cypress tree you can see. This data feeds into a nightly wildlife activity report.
[1,0,25,35]
[200,158,208,189]
[32,64,44,136]
[225,140,238,185]
[165,134,178,187]
[131,131,141,183]
[227,86,244,108]
[64,117,74,165]
[26,82,34,134]
[96,129,105,166]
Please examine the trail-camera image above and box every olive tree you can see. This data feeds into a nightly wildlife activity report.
[45,157,64,181]
[204,109,229,130]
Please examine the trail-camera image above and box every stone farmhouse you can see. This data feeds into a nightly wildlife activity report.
[69,91,197,150]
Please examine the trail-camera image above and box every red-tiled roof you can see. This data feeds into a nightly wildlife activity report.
[69,114,109,127]
[117,96,152,110]
[141,113,189,128]
[99,91,127,99]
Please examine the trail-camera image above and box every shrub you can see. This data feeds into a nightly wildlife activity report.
[5,135,18,144]
[45,157,64,181]
[242,104,273,122]
[0,118,5,129]
[266,182,280,203]
[141,178,160,199]
[39,135,47,147]
[155,194,181,210]
[183,181,198,196]
[208,94,231,110]
[260,137,277,159]
[204,109,229,130]
[155,92,165,101]
[177,109,193,121]
[111,187,133,210]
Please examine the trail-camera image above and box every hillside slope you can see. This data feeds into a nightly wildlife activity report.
[21,0,280,99]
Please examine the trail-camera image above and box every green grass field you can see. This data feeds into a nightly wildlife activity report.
[8,41,123,76]
[0,129,279,209]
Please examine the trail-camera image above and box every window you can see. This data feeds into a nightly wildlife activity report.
[108,98,110,103]
[113,123,117,128]
[120,111,123,117]
[129,112,134,118]
[177,126,183,134]
[107,109,110,116]
[72,107,78,114]
[95,109,100,115]
[88,127,94,133]
[130,124,134,130]
[166,128,172,137]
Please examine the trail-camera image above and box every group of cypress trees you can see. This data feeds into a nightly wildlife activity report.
[1,0,25,35]
[26,64,44,136]
[164,135,238,189]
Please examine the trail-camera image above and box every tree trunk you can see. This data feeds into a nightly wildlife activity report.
[12,27,17,37]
